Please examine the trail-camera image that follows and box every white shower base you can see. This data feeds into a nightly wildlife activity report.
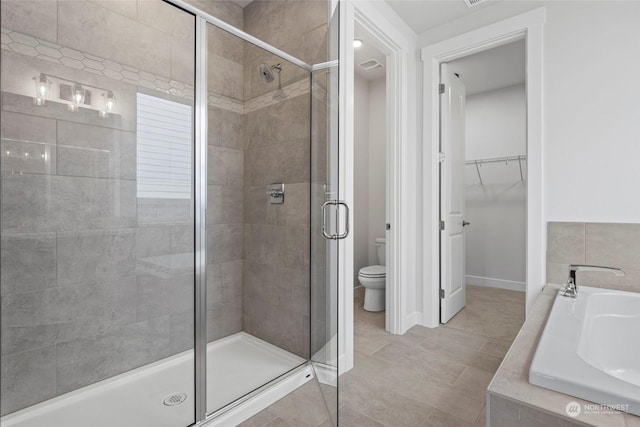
[1,332,308,427]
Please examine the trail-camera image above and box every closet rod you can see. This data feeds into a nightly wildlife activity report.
[464,155,527,166]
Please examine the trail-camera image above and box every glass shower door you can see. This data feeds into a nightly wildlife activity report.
[0,2,197,426]
[310,2,341,425]
[204,21,311,416]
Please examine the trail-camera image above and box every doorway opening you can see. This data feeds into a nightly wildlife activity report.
[353,22,388,335]
[438,40,527,342]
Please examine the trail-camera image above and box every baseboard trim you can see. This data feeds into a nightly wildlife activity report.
[403,311,421,333]
[466,275,525,292]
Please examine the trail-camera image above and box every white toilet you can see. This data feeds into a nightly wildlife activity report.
[358,237,386,312]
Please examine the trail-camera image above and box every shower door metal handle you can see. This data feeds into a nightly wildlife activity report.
[321,200,350,240]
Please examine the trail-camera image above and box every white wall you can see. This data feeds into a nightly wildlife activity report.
[368,77,387,265]
[354,75,370,285]
[465,85,526,290]
[419,1,640,223]
[353,75,387,282]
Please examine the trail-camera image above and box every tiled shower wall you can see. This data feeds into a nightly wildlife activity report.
[547,222,640,292]
[204,9,246,344]
[240,0,329,359]
[0,0,205,415]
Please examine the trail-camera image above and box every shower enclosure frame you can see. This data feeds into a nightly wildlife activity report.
[164,1,336,425]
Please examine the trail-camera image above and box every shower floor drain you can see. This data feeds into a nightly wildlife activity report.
[162,392,187,406]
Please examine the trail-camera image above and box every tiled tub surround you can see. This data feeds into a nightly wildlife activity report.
[486,222,640,426]
[547,222,640,292]
[487,284,640,427]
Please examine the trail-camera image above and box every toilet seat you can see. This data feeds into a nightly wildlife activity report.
[359,265,386,278]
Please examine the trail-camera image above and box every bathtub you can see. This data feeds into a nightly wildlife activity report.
[529,286,640,416]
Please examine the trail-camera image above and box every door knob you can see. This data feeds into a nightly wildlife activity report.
[462,221,471,227]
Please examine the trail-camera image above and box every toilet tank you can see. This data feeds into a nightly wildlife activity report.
[375,237,386,266]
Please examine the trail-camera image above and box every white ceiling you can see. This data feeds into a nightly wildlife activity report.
[446,39,525,95]
[354,23,387,81]
[385,0,502,34]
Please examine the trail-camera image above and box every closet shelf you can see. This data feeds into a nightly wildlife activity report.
[465,155,527,184]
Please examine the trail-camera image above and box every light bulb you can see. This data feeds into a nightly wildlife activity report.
[100,90,115,118]
[33,73,50,106]
[73,86,83,103]
[69,84,84,112]
[353,39,363,48]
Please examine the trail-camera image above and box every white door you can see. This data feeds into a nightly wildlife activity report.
[440,63,467,324]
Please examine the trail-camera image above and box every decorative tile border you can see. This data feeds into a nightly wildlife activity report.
[244,77,311,114]
[1,28,310,114]
[1,28,195,100]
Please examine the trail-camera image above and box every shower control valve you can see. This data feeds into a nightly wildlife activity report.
[267,183,285,204]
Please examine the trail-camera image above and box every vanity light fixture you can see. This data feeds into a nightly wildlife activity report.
[32,72,115,118]
[33,73,51,106]
[100,90,116,118]
[353,39,363,48]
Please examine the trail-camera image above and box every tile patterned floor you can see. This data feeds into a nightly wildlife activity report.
[240,285,525,426]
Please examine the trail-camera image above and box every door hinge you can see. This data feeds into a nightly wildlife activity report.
[438,152,445,163]
[439,83,445,94]
[440,220,445,231]
[386,223,391,230]
[440,289,445,299]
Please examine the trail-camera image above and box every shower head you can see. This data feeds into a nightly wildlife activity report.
[258,63,275,82]
[258,63,282,83]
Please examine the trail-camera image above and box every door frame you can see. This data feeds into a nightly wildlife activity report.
[339,0,418,373]
[421,8,546,328]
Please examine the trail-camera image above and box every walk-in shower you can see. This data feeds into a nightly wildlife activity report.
[0,0,340,426]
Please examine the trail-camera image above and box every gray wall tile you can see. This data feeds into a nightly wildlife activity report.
[585,223,640,271]
[208,146,243,186]
[547,222,640,292]
[135,226,172,259]
[170,36,195,84]
[207,224,243,265]
[137,0,195,43]
[1,276,137,355]
[208,24,244,65]
[1,233,56,296]
[244,138,310,186]
[88,0,138,20]
[57,1,171,78]
[1,111,57,175]
[170,312,194,355]
[209,106,244,150]
[55,316,171,394]
[57,229,136,286]
[207,300,242,342]
[0,345,57,416]
[186,0,243,29]
[208,185,243,225]
[208,53,243,101]
[1,174,137,233]
[136,273,193,320]
[547,222,585,264]
[0,0,58,42]
[57,121,136,180]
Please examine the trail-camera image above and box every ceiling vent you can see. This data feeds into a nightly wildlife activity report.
[464,0,486,7]
[359,59,384,71]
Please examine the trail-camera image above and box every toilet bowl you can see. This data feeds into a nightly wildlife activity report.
[358,237,386,312]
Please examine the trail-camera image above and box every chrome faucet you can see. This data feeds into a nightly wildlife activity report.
[560,264,625,298]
